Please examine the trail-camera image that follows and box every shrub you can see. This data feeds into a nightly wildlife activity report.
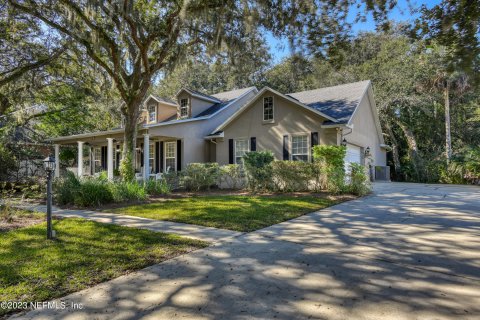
[54,171,81,205]
[182,163,220,191]
[312,145,346,194]
[271,161,317,192]
[119,152,135,181]
[111,181,147,202]
[347,163,371,196]
[242,151,274,192]
[144,179,171,195]
[219,164,245,189]
[74,178,113,207]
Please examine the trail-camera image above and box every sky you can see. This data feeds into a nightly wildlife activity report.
[267,0,441,62]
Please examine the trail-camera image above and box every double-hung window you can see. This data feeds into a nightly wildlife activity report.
[165,141,176,172]
[263,96,274,121]
[94,148,101,172]
[291,135,309,162]
[180,98,189,118]
[149,143,155,173]
[148,104,156,123]
[235,139,249,164]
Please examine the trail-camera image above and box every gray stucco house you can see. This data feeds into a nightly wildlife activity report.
[50,80,389,181]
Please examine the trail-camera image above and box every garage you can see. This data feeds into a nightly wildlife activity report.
[345,144,361,172]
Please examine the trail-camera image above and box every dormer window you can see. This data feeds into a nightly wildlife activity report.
[263,96,274,122]
[147,104,156,123]
[180,98,189,118]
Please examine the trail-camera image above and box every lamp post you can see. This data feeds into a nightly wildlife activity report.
[43,155,55,240]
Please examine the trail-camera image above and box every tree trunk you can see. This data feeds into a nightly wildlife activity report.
[444,82,452,164]
[120,81,151,180]
[396,120,423,181]
[385,122,402,179]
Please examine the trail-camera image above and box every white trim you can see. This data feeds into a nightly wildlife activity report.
[347,81,385,145]
[146,87,257,128]
[321,123,354,129]
[290,133,311,162]
[175,88,221,104]
[263,96,274,122]
[147,104,157,124]
[164,141,177,172]
[234,138,250,164]
[213,87,337,134]
[50,88,258,142]
[144,94,178,107]
[179,97,190,118]
[50,128,125,143]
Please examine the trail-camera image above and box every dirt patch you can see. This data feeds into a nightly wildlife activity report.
[0,212,45,233]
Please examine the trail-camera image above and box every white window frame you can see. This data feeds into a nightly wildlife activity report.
[263,96,274,122]
[164,141,176,172]
[147,104,157,123]
[93,147,101,173]
[234,138,250,164]
[149,143,155,173]
[290,133,310,162]
[180,98,189,118]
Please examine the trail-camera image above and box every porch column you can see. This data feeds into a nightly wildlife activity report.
[54,144,60,178]
[143,134,150,181]
[77,141,84,177]
[107,138,114,181]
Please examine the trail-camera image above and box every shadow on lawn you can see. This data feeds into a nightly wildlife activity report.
[15,183,480,319]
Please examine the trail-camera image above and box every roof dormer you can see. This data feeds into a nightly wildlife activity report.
[176,88,222,119]
[142,95,178,124]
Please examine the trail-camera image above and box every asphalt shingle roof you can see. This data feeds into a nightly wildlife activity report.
[211,87,256,102]
[287,80,370,123]
[150,94,178,106]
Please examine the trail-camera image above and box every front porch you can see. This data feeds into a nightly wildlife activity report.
[51,129,183,181]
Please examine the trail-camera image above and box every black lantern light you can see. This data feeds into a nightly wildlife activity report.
[365,146,371,157]
[43,155,56,239]
[43,155,55,172]
[341,138,347,146]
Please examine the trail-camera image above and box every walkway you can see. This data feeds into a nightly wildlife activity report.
[12,183,480,319]
[19,204,242,243]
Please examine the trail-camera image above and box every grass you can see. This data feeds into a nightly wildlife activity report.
[108,195,344,232]
[0,218,208,317]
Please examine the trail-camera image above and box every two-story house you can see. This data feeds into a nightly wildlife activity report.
[49,80,389,181]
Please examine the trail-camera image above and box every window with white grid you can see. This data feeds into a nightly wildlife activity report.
[263,96,274,121]
[291,135,309,162]
[165,141,176,171]
[149,143,155,173]
[148,104,156,123]
[180,98,189,118]
[235,139,249,164]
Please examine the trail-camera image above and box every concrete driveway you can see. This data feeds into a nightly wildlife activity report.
[14,183,480,320]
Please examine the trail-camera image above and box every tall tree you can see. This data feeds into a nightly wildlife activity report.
[7,0,397,177]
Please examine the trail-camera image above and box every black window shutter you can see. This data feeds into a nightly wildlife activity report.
[311,132,319,162]
[116,145,120,169]
[176,140,182,171]
[250,137,256,151]
[155,141,160,173]
[283,135,289,160]
[228,139,234,164]
[160,141,164,172]
[101,146,107,169]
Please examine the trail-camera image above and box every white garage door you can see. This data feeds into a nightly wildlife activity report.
[345,144,361,172]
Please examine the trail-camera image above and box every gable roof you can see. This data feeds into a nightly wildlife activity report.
[214,86,338,132]
[212,87,257,101]
[287,80,370,124]
[145,94,178,107]
[147,86,257,127]
[176,88,222,103]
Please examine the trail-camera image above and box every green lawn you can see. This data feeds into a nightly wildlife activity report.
[108,195,342,232]
[0,218,208,316]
